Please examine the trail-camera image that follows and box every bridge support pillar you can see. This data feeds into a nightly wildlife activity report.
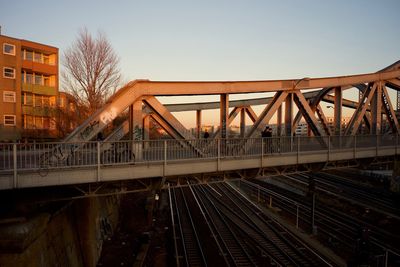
[143,115,150,148]
[285,93,293,136]
[220,94,229,139]
[277,105,282,136]
[334,87,342,135]
[240,107,246,138]
[196,110,202,139]
[371,82,382,134]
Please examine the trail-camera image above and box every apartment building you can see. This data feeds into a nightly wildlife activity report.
[0,34,58,141]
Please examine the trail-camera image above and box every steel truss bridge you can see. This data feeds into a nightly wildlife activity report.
[1,61,400,190]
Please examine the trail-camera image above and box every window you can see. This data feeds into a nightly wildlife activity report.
[25,50,33,61]
[3,91,16,103]
[24,115,34,129]
[34,95,42,107]
[34,74,43,85]
[3,67,15,79]
[43,96,50,107]
[34,52,42,63]
[24,93,33,105]
[43,55,50,64]
[35,116,43,129]
[3,43,16,55]
[25,73,33,84]
[44,76,50,86]
[4,115,16,126]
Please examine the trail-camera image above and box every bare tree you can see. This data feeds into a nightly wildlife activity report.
[62,28,121,116]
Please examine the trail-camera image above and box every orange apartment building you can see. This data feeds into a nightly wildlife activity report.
[0,34,59,141]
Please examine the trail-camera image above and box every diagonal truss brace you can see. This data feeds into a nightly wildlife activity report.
[293,91,325,137]
[246,91,289,138]
[381,84,400,133]
[344,83,377,136]
[143,96,195,140]
[315,104,332,135]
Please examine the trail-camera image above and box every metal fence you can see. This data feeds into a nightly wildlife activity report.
[0,134,398,173]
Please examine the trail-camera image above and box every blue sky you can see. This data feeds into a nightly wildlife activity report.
[1,0,399,126]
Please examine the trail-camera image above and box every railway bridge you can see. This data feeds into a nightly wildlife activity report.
[1,61,400,190]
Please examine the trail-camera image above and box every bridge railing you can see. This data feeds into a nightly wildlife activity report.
[0,134,398,174]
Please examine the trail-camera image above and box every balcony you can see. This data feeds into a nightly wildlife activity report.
[22,83,57,96]
[22,106,56,117]
[22,60,57,75]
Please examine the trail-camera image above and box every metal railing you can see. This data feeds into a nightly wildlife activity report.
[0,134,398,174]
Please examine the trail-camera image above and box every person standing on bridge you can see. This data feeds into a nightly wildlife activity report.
[262,126,272,153]
[203,129,209,139]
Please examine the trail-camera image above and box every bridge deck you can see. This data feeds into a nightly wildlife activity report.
[0,135,398,190]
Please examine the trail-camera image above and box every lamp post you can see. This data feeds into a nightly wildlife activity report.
[292,77,310,90]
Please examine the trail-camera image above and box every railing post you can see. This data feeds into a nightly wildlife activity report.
[261,138,264,168]
[13,143,17,188]
[290,135,293,153]
[97,142,101,182]
[376,134,379,157]
[296,204,299,229]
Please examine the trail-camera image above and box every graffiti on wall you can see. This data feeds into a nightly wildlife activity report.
[100,108,117,125]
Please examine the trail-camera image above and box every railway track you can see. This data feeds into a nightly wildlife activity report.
[169,181,334,266]
[241,173,400,266]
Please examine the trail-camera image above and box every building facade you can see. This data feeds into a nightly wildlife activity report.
[0,34,58,141]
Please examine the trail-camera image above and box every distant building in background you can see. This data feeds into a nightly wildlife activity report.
[229,125,240,137]
[295,122,308,136]
[326,117,351,135]
[0,33,59,141]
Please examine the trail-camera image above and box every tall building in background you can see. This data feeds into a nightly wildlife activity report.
[0,34,58,141]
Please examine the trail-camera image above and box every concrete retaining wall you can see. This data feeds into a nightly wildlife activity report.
[0,195,120,267]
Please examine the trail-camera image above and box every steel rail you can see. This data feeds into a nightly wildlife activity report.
[201,184,290,266]
[215,182,321,266]
[173,186,208,266]
[227,180,336,266]
[168,184,181,267]
[171,186,188,266]
[186,182,231,266]
[193,184,257,266]
[242,177,400,263]
[215,183,303,258]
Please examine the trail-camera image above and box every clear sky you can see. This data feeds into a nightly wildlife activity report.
[1,0,399,127]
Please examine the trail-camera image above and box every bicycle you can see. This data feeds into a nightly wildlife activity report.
[38,144,81,176]
[101,142,135,165]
